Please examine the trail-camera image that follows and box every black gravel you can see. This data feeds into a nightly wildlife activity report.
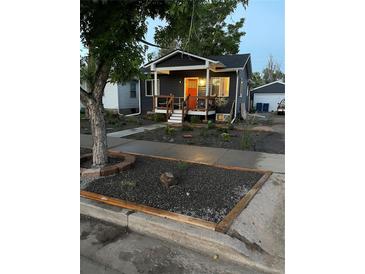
[85,156,263,223]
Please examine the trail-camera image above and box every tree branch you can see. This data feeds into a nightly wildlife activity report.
[80,86,93,106]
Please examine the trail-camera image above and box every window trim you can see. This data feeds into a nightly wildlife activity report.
[145,79,160,97]
[210,77,230,98]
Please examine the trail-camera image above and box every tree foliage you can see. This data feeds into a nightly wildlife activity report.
[154,0,249,57]
[80,0,171,166]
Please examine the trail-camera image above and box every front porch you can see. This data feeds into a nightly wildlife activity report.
[153,95,217,122]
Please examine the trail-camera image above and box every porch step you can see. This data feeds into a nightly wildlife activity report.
[173,110,182,114]
[167,119,182,124]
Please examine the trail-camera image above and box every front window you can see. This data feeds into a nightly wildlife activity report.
[130,81,137,98]
[210,77,230,97]
[145,79,160,96]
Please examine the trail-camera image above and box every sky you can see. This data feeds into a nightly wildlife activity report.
[144,0,285,73]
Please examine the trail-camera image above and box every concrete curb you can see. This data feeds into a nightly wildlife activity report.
[80,198,284,273]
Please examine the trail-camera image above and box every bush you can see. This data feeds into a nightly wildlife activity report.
[190,116,201,124]
[165,126,176,136]
[221,132,231,142]
[240,130,252,150]
[182,122,193,131]
[207,120,215,129]
[153,113,166,122]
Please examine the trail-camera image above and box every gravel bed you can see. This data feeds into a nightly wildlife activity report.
[125,127,285,154]
[84,156,263,223]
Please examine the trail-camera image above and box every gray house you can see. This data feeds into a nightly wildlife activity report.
[140,50,252,123]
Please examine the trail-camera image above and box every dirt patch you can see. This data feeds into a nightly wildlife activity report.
[84,156,263,223]
[125,126,285,154]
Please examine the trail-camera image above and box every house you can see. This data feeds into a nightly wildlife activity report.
[251,81,285,112]
[81,81,140,115]
[139,50,252,123]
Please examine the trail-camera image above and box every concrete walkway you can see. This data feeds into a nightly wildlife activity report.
[106,123,166,138]
[80,134,284,173]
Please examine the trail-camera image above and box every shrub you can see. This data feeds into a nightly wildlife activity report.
[177,161,189,170]
[190,116,201,124]
[182,122,193,131]
[207,120,215,129]
[165,126,176,136]
[221,132,231,142]
[240,130,252,150]
[153,113,166,122]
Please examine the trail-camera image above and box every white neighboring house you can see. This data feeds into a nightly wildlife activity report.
[252,81,285,112]
[81,80,140,114]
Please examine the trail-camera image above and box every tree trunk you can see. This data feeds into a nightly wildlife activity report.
[87,100,108,167]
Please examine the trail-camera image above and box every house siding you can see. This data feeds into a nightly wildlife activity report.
[117,81,139,113]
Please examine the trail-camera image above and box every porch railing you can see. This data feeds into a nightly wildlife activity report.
[153,94,217,119]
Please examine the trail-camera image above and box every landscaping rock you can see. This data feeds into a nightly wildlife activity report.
[160,172,176,188]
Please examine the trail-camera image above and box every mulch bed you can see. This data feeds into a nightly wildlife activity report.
[84,156,263,223]
[125,127,285,154]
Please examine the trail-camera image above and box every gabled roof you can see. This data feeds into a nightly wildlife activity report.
[208,54,251,69]
[251,81,285,94]
[143,49,221,68]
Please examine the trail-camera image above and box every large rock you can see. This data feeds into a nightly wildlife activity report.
[160,172,176,188]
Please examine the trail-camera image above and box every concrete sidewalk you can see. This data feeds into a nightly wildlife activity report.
[106,123,166,138]
[80,134,284,173]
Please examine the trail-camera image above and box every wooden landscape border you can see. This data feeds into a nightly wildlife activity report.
[81,152,272,233]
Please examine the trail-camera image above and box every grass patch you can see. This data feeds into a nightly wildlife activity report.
[240,130,252,150]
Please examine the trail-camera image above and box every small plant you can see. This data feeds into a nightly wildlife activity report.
[153,113,166,122]
[207,120,215,129]
[182,122,193,131]
[190,116,201,124]
[120,180,137,189]
[200,127,209,137]
[221,132,231,142]
[126,116,138,124]
[240,130,252,150]
[165,126,176,136]
[177,161,189,170]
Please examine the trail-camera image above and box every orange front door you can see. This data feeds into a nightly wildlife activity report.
[186,79,198,109]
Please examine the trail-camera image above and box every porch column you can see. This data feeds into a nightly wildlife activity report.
[154,70,158,96]
[205,66,210,96]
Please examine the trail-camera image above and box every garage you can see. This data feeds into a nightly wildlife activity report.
[252,81,285,112]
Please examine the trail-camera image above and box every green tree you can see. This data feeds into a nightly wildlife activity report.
[155,0,249,56]
[80,0,170,167]
[250,72,264,89]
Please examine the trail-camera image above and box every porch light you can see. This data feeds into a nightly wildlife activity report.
[199,78,206,86]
